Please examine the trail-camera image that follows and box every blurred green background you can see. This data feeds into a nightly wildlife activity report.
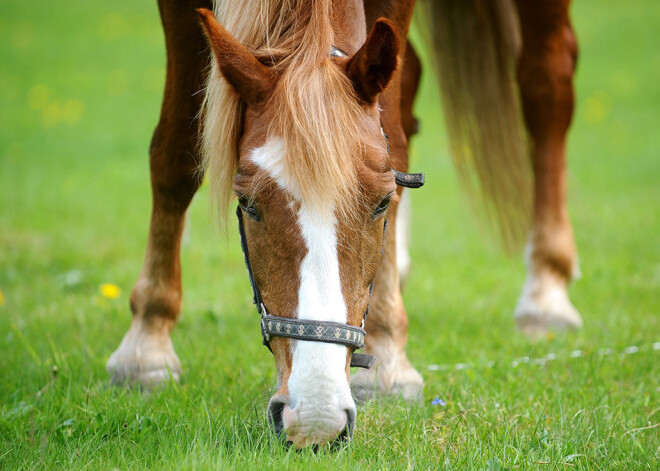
[1,0,658,469]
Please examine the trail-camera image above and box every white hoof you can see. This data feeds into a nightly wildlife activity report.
[351,350,423,404]
[106,318,181,388]
[515,271,582,338]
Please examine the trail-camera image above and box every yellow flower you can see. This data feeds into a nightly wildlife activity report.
[0,290,5,307]
[100,283,121,299]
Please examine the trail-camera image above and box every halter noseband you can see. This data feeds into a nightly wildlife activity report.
[236,123,424,369]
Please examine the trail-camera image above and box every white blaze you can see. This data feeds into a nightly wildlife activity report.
[250,139,354,418]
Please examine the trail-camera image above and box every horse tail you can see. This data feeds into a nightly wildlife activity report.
[419,0,532,250]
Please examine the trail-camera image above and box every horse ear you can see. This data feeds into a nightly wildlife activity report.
[346,19,400,105]
[197,8,273,106]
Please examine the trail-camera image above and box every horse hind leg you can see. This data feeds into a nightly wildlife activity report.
[513,0,583,337]
[106,0,211,387]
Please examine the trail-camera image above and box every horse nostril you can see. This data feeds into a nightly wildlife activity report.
[328,409,355,449]
[266,397,287,439]
[345,407,356,437]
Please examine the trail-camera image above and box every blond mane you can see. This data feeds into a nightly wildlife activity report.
[201,0,368,222]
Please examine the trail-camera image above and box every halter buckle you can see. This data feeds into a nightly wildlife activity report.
[260,306,270,343]
[260,318,270,343]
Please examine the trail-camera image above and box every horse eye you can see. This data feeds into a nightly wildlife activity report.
[372,195,392,220]
[238,195,261,221]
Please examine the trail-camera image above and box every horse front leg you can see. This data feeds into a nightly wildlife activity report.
[107,0,211,387]
[351,200,424,402]
[396,40,421,292]
[106,191,191,386]
[513,0,583,337]
[351,28,424,402]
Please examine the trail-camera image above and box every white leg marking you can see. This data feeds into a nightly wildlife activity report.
[395,188,411,289]
[106,315,181,387]
[251,139,354,439]
[515,241,582,336]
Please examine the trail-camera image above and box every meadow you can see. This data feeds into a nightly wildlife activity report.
[1,0,658,469]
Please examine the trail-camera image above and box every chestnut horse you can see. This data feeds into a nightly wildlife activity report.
[107,0,582,447]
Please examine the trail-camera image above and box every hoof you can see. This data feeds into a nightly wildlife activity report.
[106,319,181,389]
[351,352,423,404]
[515,273,582,339]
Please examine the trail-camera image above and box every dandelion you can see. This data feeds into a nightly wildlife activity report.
[0,289,5,307]
[432,397,446,407]
[100,283,121,299]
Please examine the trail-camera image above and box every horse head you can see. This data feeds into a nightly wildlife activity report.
[198,8,400,447]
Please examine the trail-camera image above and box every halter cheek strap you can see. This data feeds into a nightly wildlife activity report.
[381,128,425,189]
[394,170,425,188]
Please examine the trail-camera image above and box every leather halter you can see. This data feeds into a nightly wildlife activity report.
[236,111,425,370]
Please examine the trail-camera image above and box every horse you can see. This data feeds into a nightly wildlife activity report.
[106,0,582,448]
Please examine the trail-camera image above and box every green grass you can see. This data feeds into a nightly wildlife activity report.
[1,0,659,469]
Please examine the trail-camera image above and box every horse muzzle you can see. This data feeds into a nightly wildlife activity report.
[267,393,356,448]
